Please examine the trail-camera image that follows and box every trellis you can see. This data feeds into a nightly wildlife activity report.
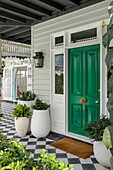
[0,39,31,97]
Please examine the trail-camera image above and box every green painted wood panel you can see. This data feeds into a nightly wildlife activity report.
[68,44,100,136]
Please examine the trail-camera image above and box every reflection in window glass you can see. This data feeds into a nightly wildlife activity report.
[55,36,64,46]
[71,28,97,43]
[55,54,64,94]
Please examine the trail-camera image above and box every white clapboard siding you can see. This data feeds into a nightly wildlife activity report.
[34,90,50,96]
[32,0,109,103]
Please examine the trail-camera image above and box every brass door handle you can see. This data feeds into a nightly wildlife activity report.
[95,101,99,104]
[80,98,86,103]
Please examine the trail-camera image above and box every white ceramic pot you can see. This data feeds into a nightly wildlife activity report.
[18,100,35,132]
[93,141,111,168]
[15,117,29,137]
[31,109,50,138]
[18,100,35,108]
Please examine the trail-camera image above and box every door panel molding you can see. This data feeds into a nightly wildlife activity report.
[68,44,100,136]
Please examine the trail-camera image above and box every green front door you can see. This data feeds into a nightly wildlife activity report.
[68,44,100,136]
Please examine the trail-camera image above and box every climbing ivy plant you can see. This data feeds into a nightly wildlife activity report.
[102,1,113,169]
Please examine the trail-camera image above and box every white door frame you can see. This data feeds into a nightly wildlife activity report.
[50,20,108,143]
[65,21,107,142]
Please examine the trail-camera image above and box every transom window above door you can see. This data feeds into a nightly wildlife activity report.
[71,28,97,43]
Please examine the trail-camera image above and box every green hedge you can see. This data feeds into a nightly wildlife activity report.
[0,132,73,170]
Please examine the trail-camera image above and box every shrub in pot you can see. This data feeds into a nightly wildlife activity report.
[83,116,111,168]
[31,99,50,138]
[12,104,32,137]
[18,91,36,132]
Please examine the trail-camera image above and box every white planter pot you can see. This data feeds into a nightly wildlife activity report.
[15,117,29,137]
[93,141,111,168]
[18,100,35,108]
[31,109,50,138]
[18,100,35,132]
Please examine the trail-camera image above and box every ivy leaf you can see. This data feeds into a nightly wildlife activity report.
[102,20,108,30]
[110,110,113,125]
[108,14,113,29]
[102,29,113,48]
[105,49,113,68]
[108,75,113,93]
[103,126,112,149]
[108,1,113,17]
[110,157,113,170]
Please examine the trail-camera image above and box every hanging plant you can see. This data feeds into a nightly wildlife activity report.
[102,1,113,169]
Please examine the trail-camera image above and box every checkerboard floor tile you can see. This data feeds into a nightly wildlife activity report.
[0,101,110,170]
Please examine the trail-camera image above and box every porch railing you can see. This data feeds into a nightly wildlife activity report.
[1,40,31,57]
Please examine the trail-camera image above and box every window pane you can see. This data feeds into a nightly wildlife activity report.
[55,54,64,94]
[55,36,64,46]
[71,28,97,43]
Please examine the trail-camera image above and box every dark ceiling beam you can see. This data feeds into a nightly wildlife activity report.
[0,10,26,23]
[10,0,52,16]
[69,0,81,6]
[0,26,18,33]
[4,27,31,38]
[0,2,41,20]
[39,0,65,11]
[23,35,31,42]
[0,17,6,23]
[14,30,31,39]
[0,22,31,26]
[0,37,31,44]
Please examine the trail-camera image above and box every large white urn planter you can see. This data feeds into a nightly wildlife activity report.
[15,117,29,137]
[18,100,35,132]
[31,109,50,138]
[93,141,111,168]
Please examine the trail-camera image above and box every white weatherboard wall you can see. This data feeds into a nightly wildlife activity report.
[31,0,110,140]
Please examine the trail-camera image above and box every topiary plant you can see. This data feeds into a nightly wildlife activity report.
[102,1,113,169]
[19,91,36,101]
[31,99,49,110]
[12,104,32,119]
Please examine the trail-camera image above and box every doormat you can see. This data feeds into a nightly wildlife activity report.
[50,138,93,159]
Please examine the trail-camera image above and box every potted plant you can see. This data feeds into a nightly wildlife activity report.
[31,99,50,138]
[18,91,36,107]
[83,116,111,168]
[18,91,36,132]
[12,104,32,137]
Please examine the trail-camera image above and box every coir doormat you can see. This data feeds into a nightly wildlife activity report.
[50,138,93,159]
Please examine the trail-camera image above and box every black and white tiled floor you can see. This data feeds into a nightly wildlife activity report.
[0,102,109,170]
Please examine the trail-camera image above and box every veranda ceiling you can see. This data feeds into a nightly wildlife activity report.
[0,0,105,45]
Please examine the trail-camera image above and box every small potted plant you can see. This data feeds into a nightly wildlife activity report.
[83,116,111,168]
[12,104,32,137]
[31,99,50,138]
[18,91,36,107]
